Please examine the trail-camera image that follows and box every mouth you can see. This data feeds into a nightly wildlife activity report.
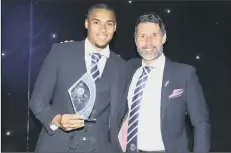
[143,48,155,52]
[96,34,108,40]
[144,48,152,51]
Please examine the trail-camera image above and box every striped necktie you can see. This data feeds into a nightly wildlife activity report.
[126,66,153,152]
[91,53,101,82]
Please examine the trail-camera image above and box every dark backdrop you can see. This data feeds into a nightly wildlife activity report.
[2,0,231,151]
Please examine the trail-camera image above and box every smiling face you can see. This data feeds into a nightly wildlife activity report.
[85,8,116,50]
[136,22,166,61]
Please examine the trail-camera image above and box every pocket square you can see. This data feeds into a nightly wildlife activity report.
[169,89,184,99]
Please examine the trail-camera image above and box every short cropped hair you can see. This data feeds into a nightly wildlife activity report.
[87,3,117,22]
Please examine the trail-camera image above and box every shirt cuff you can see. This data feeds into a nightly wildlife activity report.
[50,123,59,131]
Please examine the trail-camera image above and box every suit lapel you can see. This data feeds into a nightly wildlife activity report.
[98,52,114,85]
[67,40,86,113]
[77,40,87,75]
[160,58,173,129]
[120,59,142,126]
[124,59,142,101]
[107,53,121,132]
[99,52,114,116]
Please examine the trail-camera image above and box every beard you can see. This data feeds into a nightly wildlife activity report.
[137,45,164,61]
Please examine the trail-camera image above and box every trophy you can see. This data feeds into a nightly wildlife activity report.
[68,72,96,120]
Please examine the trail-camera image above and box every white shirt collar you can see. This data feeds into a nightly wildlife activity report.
[141,53,165,69]
[85,38,110,58]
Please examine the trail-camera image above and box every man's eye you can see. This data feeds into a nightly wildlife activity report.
[107,23,113,26]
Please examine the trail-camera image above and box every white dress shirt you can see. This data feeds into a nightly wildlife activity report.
[50,38,110,131]
[84,38,110,76]
[127,54,166,151]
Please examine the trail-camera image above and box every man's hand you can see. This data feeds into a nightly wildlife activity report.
[52,114,85,131]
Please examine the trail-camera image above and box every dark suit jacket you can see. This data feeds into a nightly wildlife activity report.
[118,57,211,153]
[29,40,127,152]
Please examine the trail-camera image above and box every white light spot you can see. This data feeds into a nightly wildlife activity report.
[52,33,57,38]
[6,131,11,136]
[167,9,171,14]
[196,55,200,60]
[128,0,132,4]
[2,53,5,56]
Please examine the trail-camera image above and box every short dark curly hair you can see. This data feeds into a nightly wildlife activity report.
[87,3,116,23]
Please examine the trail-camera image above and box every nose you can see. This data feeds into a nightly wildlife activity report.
[99,23,106,32]
[145,36,153,46]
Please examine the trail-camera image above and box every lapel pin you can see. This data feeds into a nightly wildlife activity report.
[164,81,169,87]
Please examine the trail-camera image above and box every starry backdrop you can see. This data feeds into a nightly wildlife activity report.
[1,0,231,151]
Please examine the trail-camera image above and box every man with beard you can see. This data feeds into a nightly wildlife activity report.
[118,12,211,152]
[29,3,127,152]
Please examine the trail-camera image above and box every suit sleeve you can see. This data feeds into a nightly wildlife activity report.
[29,43,60,135]
[186,67,211,153]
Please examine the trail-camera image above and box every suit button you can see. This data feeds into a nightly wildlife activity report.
[70,136,73,140]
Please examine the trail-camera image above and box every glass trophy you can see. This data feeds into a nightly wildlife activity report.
[68,72,96,119]
[68,72,97,141]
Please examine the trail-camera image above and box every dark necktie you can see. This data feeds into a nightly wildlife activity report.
[91,53,101,82]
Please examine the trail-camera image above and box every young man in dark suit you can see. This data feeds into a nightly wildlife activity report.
[29,3,127,152]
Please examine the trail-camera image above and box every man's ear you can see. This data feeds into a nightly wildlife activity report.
[114,24,117,32]
[85,19,88,29]
[162,33,167,44]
